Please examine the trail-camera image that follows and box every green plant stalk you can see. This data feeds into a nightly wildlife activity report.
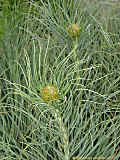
[54,109,69,160]
[73,38,81,83]
[71,39,78,63]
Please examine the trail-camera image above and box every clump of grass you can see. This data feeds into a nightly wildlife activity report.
[0,0,120,159]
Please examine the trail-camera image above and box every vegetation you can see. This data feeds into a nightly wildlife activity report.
[0,0,120,159]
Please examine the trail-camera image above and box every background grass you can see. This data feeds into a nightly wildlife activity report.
[0,0,120,159]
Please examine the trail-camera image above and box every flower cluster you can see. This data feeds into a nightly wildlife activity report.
[67,24,81,37]
[41,85,58,102]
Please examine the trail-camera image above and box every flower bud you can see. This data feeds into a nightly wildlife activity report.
[41,85,58,102]
[67,24,81,37]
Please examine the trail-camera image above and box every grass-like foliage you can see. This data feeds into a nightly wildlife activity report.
[0,0,120,159]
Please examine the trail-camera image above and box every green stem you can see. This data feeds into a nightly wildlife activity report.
[73,38,78,63]
[54,109,69,160]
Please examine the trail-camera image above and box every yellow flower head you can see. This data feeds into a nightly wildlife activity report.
[67,24,81,37]
[41,85,58,102]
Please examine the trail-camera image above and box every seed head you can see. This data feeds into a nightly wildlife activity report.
[41,85,58,102]
[67,24,81,37]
